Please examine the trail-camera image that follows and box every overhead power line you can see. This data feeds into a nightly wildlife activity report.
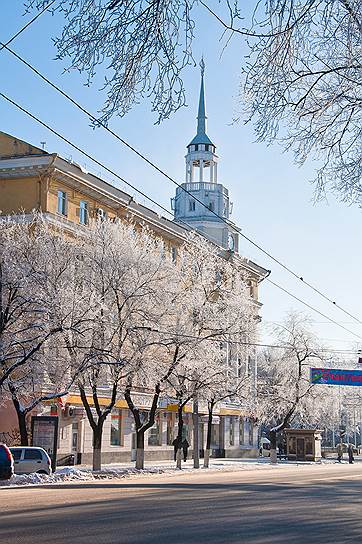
[0,1,56,52]
[128,328,362,355]
[266,278,362,341]
[1,89,362,344]
[0,42,361,326]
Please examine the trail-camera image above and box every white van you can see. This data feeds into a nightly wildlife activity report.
[10,447,52,475]
[259,437,271,457]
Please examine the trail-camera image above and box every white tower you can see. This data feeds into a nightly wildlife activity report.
[172,60,239,252]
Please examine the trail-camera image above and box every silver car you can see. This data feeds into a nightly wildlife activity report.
[10,447,52,475]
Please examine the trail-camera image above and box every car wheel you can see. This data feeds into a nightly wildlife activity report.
[37,470,48,475]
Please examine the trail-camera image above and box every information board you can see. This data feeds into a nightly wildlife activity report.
[31,416,59,471]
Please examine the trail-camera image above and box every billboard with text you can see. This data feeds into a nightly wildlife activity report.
[310,367,362,386]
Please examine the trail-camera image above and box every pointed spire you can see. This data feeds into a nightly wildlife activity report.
[197,58,207,135]
[188,58,214,147]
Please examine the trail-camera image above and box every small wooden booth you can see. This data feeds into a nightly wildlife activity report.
[285,429,322,462]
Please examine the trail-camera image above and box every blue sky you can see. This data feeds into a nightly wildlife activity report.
[1,2,361,355]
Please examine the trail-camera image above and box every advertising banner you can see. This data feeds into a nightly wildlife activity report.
[310,367,362,386]
[31,416,59,471]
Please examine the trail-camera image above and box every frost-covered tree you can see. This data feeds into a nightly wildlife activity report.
[0,216,90,443]
[239,0,362,203]
[28,1,361,200]
[256,313,327,463]
[62,220,176,471]
[163,234,256,469]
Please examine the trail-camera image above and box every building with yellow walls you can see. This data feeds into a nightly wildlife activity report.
[0,129,269,464]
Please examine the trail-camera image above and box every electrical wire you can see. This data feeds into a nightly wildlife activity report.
[0,1,56,52]
[2,89,362,344]
[0,40,361,326]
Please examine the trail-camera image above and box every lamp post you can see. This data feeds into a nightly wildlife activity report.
[193,394,200,468]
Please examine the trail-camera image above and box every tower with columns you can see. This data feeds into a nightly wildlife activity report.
[172,60,239,252]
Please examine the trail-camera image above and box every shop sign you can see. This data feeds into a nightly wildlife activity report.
[310,367,362,386]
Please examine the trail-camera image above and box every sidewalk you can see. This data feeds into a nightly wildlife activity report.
[2,456,360,488]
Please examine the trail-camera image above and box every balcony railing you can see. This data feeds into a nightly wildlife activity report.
[181,182,228,195]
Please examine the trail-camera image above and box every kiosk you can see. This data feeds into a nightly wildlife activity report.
[285,429,322,462]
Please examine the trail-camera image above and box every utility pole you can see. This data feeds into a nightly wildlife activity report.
[193,395,200,469]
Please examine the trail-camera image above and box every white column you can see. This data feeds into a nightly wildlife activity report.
[214,162,218,183]
[210,162,214,183]
[199,159,204,182]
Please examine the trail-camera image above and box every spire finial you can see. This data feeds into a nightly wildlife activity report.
[200,57,205,78]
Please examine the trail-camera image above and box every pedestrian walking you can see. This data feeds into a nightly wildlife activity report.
[182,438,190,462]
[336,442,344,463]
[172,437,181,461]
[348,443,354,464]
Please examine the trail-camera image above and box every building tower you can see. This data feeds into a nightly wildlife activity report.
[172,60,239,252]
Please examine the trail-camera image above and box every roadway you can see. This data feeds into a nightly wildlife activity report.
[1,463,361,543]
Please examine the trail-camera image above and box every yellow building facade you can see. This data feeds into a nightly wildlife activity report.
[0,131,268,464]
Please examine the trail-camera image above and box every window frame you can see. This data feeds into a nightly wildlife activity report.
[57,190,68,216]
[79,200,89,225]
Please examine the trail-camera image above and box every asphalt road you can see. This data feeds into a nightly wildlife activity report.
[1,463,362,543]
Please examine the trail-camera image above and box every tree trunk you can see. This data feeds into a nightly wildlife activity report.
[204,404,213,468]
[136,430,145,470]
[176,404,183,469]
[92,424,103,471]
[269,429,277,464]
[11,395,29,446]
[193,396,199,469]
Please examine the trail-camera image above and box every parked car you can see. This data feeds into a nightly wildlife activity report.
[0,444,14,480]
[259,437,271,457]
[10,447,52,475]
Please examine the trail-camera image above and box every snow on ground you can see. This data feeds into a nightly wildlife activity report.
[0,457,342,488]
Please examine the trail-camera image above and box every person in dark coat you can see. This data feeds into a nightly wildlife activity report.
[172,437,181,461]
[336,442,344,463]
[182,439,190,462]
[348,443,354,464]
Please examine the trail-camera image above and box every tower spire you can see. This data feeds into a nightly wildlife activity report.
[188,58,213,147]
[197,58,207,136]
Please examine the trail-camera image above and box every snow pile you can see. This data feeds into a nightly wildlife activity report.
[0,466,173,487]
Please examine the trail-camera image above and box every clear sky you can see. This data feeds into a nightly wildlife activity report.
[1,2,361,356]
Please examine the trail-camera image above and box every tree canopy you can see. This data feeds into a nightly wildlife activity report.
[28,1,361,202]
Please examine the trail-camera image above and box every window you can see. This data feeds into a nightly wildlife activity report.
[171,247,177,262]
[110,410,124,446]
[248,419,254,446]
[211,424,219,448]
[288,436,296,455]
[239,418,244,445]
[305,437,313,455]
[208,202,214,212]
[148,415,161,446]
[167,413,176,445]
[57,190,67,216]
[10,449,21,460]
[189,200,196,212]
[195,144,198,151]
[205,144,209,151]
[229,417,235,446]
[79,200,88,225]
[24,449,42,460]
